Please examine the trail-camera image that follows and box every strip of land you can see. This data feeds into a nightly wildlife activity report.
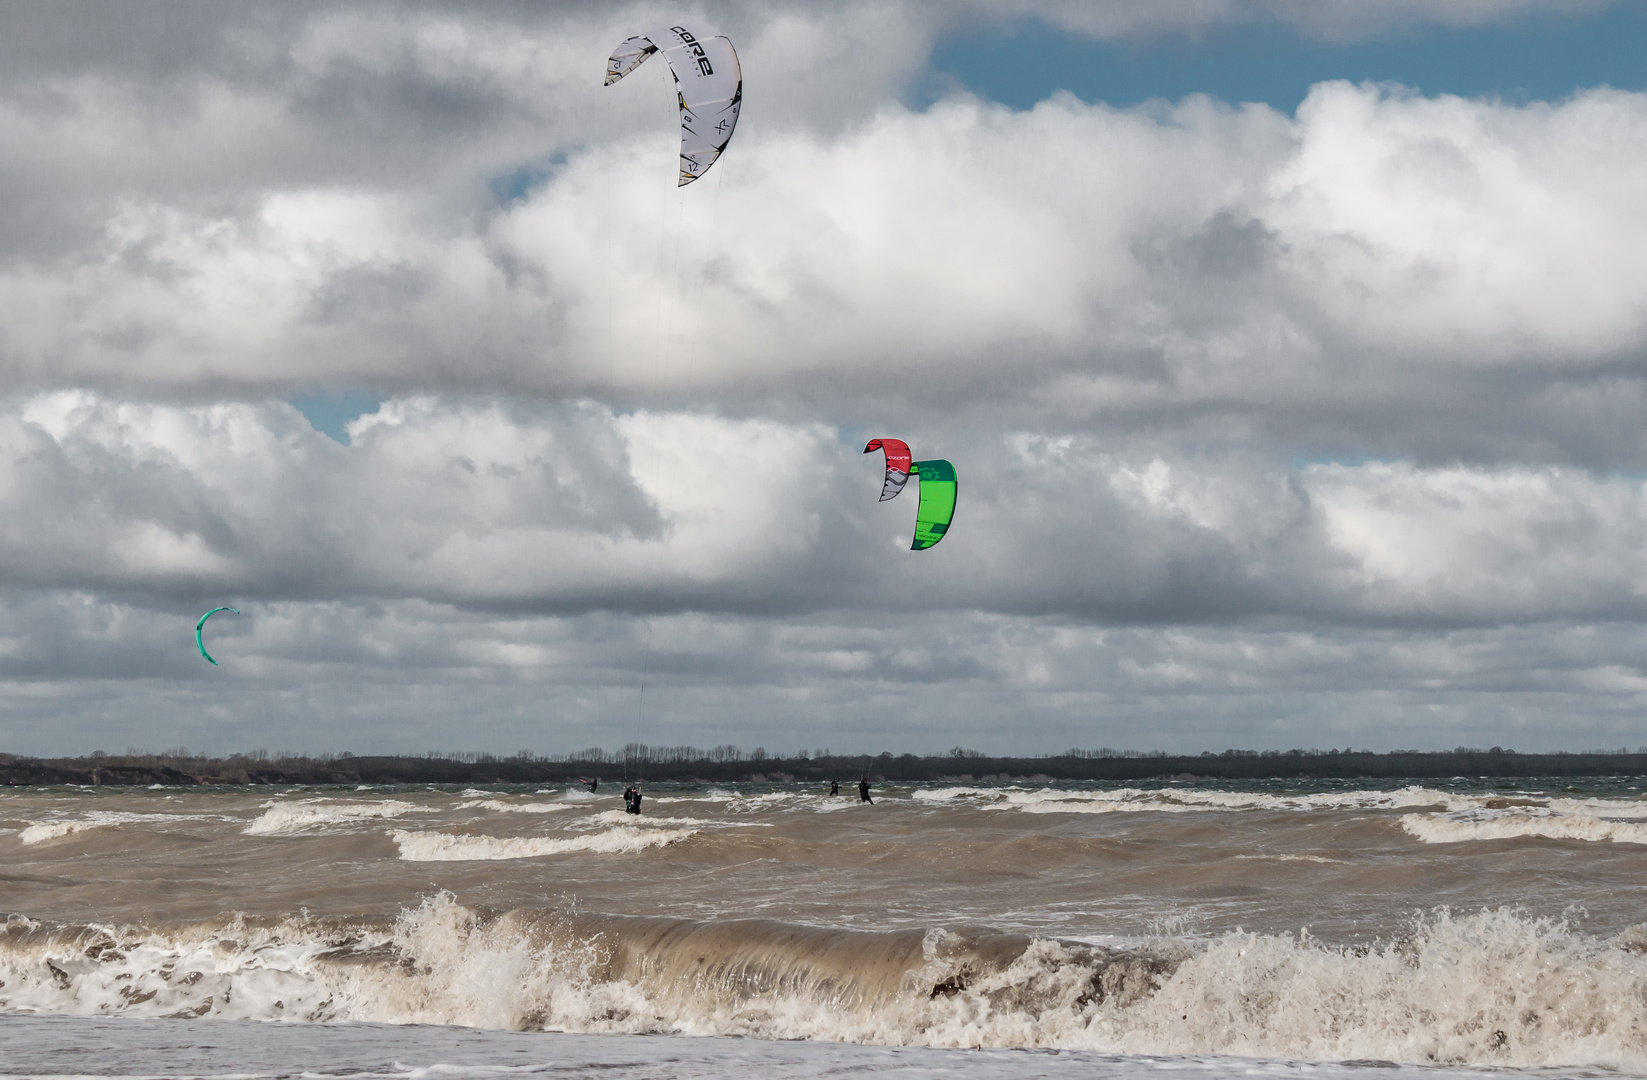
[3,748,1645,786]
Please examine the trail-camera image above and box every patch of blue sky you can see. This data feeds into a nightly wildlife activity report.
[489,152,569,206]
[926,5,1647,115]
[288,390,384,446]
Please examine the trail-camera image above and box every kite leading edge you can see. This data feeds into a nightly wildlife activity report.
[195,607,240,666]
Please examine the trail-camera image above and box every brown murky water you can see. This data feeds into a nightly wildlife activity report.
[4,778,1647,1069]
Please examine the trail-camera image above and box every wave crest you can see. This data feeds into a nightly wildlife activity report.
[390,826,695,861]
[1402,807,1647,845]
[243,800,426,836]
[18,821,99,845]
[4,901,1647,1068]
[17,811,207,845]
[911,785,1462,815]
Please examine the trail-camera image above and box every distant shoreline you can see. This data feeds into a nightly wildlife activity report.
[5,748,1647,786]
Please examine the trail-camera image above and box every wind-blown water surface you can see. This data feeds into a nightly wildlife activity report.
[4,778,1647,1075]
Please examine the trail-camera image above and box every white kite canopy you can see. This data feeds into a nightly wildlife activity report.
[605,22,742,186]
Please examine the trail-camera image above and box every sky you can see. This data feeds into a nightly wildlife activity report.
[2,0,1647,758]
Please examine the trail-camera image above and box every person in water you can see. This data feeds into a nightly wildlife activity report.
[623,784,642,815]
[858,777,872,804]
[829,778,839,797]
[579,777,598,792]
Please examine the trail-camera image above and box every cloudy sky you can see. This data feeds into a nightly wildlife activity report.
[3,0,1647,757]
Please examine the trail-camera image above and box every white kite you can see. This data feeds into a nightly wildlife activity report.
[606,22,742,186]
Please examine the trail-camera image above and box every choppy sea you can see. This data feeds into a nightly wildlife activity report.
[4,777,1647,1078]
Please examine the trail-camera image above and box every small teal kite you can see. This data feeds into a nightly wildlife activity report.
[195,607,240,665]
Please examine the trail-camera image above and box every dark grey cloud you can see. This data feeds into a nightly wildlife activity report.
[5,595,1647,757]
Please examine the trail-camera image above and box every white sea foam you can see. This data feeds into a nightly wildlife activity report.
[19,820,97,844]
[1402,806,1647,845]
[0,1014,1461,1080]
[244,799,427,836]
[17,811,209,845]
[1546,795,1647,819]
[912,785,1465,815]
[458,799,571,815]
[390,826,696,861]
[4,900,1647,1069]
[912,786,1647,839]
[0,914,388,1023]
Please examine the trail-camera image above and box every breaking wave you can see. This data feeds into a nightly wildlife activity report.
[3,900,1647,1069]
[19,821,98,845]
[390,826,696,861]
[16,812,208,845]
[911,785,1465,815]
[1402,805,1647,845]
[244,799,427,836]
[910,785,1647,844]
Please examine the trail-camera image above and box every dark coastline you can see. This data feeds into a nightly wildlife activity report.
[5,747,1647,787]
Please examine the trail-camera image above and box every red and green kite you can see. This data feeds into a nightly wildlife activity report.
[865,440,956,551]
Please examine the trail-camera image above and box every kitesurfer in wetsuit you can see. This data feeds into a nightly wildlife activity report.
[829,778,839,797]
[858,777,872,804]
[579,776,598,792]
[624,784,642,815]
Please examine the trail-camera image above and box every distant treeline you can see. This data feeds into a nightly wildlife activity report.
[5,744,1647,786]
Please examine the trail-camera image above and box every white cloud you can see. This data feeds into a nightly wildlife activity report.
[1268,86,1647,358]
[4,78,1644,463]
[0,394,846,606]
[1309,462,1647,618]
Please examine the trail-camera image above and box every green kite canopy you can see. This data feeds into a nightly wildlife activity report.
[910,459,956,550]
